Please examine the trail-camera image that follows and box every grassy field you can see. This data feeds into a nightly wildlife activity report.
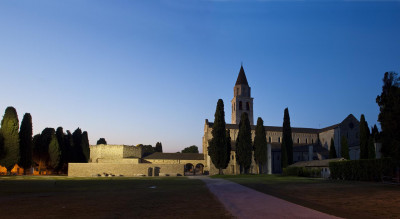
[0,176,231,219]
[213,174,400,218]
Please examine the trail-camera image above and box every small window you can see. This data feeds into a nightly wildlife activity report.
[239,101,242,110]
[306,138,308,144]
[312,139,314,144]
[246,102,250,110]
[268,137,271,143]
[297,138,300,144]
[232,155,234,160]
[278,137,281,143]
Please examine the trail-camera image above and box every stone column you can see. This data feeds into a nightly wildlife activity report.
[267,143,272,174]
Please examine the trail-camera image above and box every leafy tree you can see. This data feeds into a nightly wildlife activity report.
[155,142,163,153]
[64,130,73,165]
[254,117,267,174]
[371,124,380,142]
[236,112,252,174]
[340,136,350,159]
[48,132,62,172]
[142,145,155,156]
[368,136,376,159]
[181,145,199,153]
[359,114,370,159]
[329,138,337,158]
[96,138,107,145]
[282,108,293,165]
[376,72,400,160]
[19,113,33,174]
[56,127,66,170]
[0,133,4,159]
[0,107,20,173]
[81,131,90,162]
[208,99,229,174]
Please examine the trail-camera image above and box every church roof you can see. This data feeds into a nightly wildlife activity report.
[143,152,204,160]
[206,122,320,134]
[235,65,249,86]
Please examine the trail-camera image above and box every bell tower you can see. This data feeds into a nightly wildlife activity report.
[231,65,254,125]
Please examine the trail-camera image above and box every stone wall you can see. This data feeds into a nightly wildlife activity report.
[68,163,184,177]
[89,144,143,163]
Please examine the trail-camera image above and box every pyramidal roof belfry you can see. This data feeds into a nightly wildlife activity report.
[232,64,254,125]
[235,64,249,86]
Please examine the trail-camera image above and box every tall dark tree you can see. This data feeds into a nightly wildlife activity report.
[0,107,20,173]
[282,108,293,165]
[155,142,163,153]
[64,130,73,164]
[376,72,400,160]
[208,99,229,174]
[329,138,337,158]
[254,117,267,174]
[48,132,62,172]
[97,138,107,145]
[371,124,380,142]
[225,129,232,170]
[81,131,90,162]
[39,128,55,173]
[0,133,4,159]
[340,136,350,159]
[368,136,376,159]
[181,145,199,153]
[359,114,370,159]
[72,128,82,163]
[55,127,66,168]
[236,112,252,174]
[19,113,33,174]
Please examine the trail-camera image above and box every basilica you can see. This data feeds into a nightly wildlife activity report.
[202,65,361,174]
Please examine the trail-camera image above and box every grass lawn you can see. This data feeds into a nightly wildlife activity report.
[0,176,231,219]
[213,174,400,219]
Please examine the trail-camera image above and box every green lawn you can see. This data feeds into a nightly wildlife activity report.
[213,174,400,219]
[0,176,231,219]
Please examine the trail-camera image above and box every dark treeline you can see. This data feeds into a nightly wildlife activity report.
[0,106,89,175]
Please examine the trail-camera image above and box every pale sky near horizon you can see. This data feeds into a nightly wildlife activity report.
[1,0,399,152]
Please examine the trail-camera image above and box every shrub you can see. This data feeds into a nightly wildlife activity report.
[329,158,397,181]
[283,167,321,178]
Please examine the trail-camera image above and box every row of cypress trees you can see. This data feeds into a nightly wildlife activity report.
[208,99,268,174]
[0,106,89,175]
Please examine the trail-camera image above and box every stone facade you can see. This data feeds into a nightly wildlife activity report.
[202,66,361,174]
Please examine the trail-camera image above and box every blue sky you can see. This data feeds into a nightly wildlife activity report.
[0,0,399,152]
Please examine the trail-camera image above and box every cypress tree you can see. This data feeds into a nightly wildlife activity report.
[0,133,4,159]
[368,136,376,159]
[282,108,293,165]
[235,112,252,174]
[56,127,66,170]
[254,117,267,174]
[340,136,350,159]
[81,131,90,162]
[155,142,163,153]
[329,138,337,158]
[359,114,370,159]
[19,113,33,175]
[65,130,73,164]
[0,107,20,173]
[72,128,82,163]
[225,129,231,170]
[207,99,228,174]
[97,138,107,145]
[39,128,55,173]
[48,132,61,172]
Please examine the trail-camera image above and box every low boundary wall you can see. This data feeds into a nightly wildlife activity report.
[68,163,184,177]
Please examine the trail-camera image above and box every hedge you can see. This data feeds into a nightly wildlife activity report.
[329,158,398,181]
[282,167,321,178]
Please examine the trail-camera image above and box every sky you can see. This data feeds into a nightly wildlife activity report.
[0,0,399,153]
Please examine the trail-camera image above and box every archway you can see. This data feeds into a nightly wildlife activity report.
[184,163,194,176]
[195,163,204,175]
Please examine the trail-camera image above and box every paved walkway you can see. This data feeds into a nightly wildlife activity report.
[191,176,341,219]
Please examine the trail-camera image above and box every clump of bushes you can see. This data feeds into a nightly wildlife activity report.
[329,158,397,181]
[282,167,321,178]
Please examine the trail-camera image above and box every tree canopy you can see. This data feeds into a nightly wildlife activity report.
[97,138,107,145]
[340,136,350,159]
[0,107,20,172]
[359,114,370,159]
[282,108,293,166]
[329,138,337,158]
[155,142,163,153]
[181,145,199,153]
[376,72,400,160]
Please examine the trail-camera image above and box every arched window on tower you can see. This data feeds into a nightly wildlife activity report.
[246,102,249,110]
[239,101,242,110]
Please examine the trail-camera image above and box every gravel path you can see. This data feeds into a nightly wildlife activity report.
[192,176,341,219]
